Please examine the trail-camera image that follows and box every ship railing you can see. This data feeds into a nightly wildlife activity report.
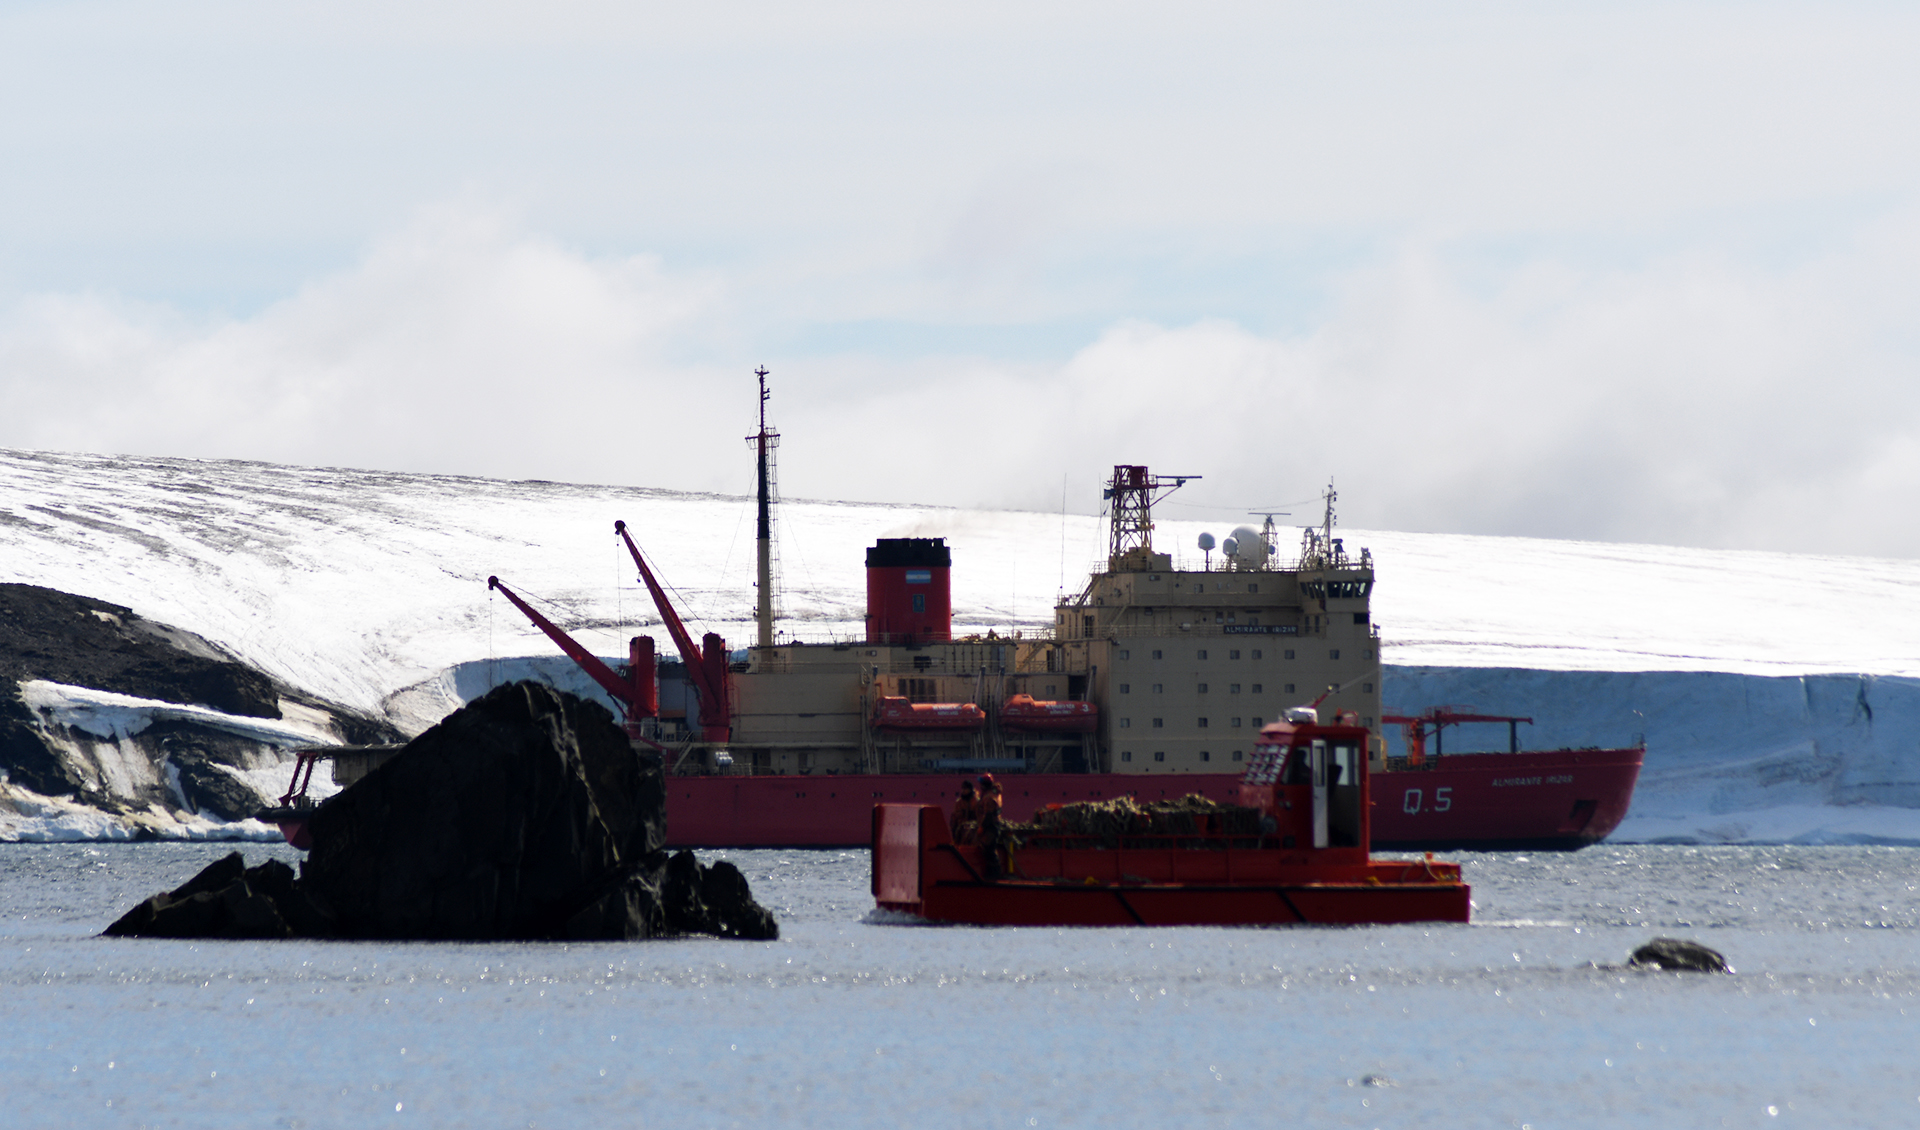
[1007,829,1270,852]
[746,646,1017,676]
[1035,623,1313,643]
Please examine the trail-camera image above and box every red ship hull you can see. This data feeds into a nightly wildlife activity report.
[1368,746,1644,851]
[663,745,1642,850]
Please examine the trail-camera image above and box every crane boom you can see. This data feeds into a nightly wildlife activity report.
[613,520,731,742]
[485,575,666,751]
[614,521,703,674]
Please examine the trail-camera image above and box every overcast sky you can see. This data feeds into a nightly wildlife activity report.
[4,1,1920,556]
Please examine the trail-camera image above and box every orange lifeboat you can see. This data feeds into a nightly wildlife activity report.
[871,695,987,733]
[1000,694,1099,734]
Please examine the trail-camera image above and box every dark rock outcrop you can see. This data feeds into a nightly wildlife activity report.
[0,584,279,718]
[104,682,777,942]
[0,583,401,822]
[1628,937,1730,973]
[658,850,781,940]
[103,853,315,939]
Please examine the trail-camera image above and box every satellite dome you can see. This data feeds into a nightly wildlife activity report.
[1227,525,1267,569]
[1197,532,1216,551]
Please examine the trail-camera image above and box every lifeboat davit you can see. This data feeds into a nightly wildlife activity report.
[1000,694,1098,734]
[871,696,987,733]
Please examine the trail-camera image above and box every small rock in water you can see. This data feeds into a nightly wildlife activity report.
[1628,937,1729,973]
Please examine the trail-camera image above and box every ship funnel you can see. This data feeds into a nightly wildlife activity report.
[865,538,952,645]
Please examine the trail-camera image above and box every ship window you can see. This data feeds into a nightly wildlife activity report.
[1364,716,1374,727]
[1366,649,1375,660]
[1152,649,1163,660]
[1153,751,1165,762]
[1252,683,1262,694]
[1284,649,1295,660]
[1152,718,1164,728]
[1231,717,1242,727]
[1083,615,1095,635]
[1197,717,1209,728]
[1121,751,1132,762]
[1252,649,1263,660]
[1197,683,1208,694]
[1283,684,1293,694]
[912,594,926,613]
[1354,612,1369,625]
[1232,750,1243,761]
[1253,717,1264,727]
[1229,650,1240,660]
[1119,683,1130,694]
[1229,683,1240,694]
[1197,649,1208,660]
[1152,683,1162,693]
[1193,583,1203,593]
[1199,750,1211,762]
[1330,649,1340,660]
[1119,649,1130,660]
[1248,584,1258,593]
[1363,682,1374,693]
[1118,718,1130,728]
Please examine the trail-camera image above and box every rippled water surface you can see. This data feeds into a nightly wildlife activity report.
[4,844,1919,1128]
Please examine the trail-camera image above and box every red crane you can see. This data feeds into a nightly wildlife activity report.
[614,520,732,743]
[1381,706,1534,766]
[485,575,664,750]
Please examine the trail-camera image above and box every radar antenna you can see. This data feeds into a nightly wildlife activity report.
[1245,508,1291,564]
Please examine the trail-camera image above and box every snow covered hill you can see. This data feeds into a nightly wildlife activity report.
[5,445,1920,843]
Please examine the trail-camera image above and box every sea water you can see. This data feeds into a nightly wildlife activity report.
[3,844,1918,1129]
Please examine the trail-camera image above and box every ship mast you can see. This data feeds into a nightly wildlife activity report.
[750,367,780,649]
[1102,465,1200,571]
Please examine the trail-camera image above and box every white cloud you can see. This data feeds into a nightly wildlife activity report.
[1,204,731,487]
[11,200,1920,556]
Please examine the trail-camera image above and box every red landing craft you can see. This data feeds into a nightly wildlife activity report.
[872,709,1471,927]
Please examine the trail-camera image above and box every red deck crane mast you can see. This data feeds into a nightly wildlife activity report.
[1381,706,1534,767]
[615,520,732,743]
[484,575,664,749]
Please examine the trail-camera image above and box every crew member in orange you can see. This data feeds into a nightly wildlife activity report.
[950,779,981,844]
[977,775,1007,877]
[976,774,1003,822]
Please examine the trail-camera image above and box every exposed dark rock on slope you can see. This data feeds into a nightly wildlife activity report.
[0,583,398,825]
[0,583,278,718]
[105,682,778,941]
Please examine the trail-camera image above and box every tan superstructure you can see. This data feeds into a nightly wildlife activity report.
[1038,526,1381,775]
[729,642,1091,775]
[715,468,1378,780]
